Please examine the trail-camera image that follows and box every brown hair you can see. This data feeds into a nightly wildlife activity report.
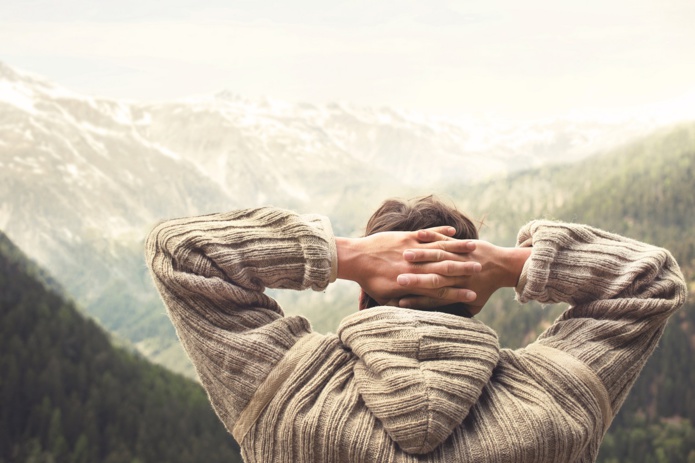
[360,195,478,317]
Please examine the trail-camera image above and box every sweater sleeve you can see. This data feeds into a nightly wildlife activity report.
[145,207,337,430]
[515,220,687,414]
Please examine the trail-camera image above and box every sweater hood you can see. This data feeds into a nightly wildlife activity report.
[337,307,500,454]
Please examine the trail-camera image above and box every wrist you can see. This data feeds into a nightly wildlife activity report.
[335,236,363,283]
[500,246,532,288]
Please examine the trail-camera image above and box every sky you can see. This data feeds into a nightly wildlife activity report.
[3,0,695,121]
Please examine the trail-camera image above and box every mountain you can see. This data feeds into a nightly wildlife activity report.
[446,122,695,259]
[0,60,679,376]
[0,229,242,462]
[0,61,236,374]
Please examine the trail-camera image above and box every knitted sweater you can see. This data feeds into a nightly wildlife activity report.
[145,207,687,463]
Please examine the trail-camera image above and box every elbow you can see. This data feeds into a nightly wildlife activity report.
[657,249,688,309]
[672,274,688,308]
[145,219,176,276]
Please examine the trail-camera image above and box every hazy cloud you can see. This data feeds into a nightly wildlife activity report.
[2,0,695,119]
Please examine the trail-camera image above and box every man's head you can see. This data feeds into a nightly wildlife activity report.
[359,195,479,317]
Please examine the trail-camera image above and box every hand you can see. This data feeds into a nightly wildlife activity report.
[336,227,481,306]
[396,239,532,315]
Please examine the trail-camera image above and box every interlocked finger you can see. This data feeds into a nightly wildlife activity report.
[397,273,469,290]
[406,261,481,276]
[404,248,476,264]
[420,226,457,238]
[427,240,477,253]
[395,286,476,304]
[415,229,458,242]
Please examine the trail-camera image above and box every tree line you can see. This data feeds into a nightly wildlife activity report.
[0,231,242,463]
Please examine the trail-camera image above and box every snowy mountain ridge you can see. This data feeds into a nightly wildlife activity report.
[0,60,672,376]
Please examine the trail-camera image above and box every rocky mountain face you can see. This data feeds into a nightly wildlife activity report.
[0,60,665,376]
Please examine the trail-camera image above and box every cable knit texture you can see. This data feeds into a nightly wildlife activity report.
[338,308,499,454]
[146,208,687,463]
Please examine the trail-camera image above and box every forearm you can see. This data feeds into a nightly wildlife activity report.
[515,220,686,311]
[145,207,335,424]
[517,220,687,408]
[146,207,336,296]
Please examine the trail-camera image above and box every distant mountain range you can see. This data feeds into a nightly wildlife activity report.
[0,60,684,376]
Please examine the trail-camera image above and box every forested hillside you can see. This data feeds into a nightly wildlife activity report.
[447,123,695,463]
[565,126,695,463]
[450,122,695,260]
[0,231,242,463]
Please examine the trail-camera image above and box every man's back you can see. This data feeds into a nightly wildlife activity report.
[145,207,686,462]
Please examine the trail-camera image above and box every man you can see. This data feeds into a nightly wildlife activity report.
[146,196,686,463]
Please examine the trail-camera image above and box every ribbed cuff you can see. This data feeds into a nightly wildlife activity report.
[316,215,338,283]
[514,236,533,301]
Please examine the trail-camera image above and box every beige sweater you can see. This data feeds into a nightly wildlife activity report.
[145,207,686,463]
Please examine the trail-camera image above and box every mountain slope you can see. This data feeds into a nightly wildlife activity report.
[0,59,680,376]
[447,122,695,269]
[0,230,242,463]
